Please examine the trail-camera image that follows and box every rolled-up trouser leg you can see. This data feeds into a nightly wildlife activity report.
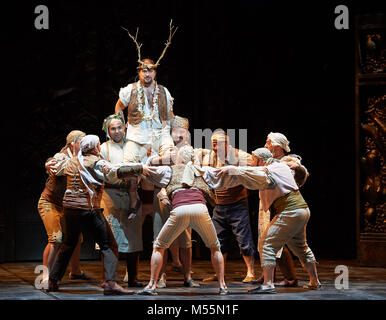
[268,209,297,281]
[286,209,316,266]
[260,208,311,268]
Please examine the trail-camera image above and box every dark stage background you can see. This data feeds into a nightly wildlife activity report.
[1,0,383,262]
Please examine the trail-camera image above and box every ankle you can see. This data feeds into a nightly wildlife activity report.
[310,279,321,286]
[262,283,275,289]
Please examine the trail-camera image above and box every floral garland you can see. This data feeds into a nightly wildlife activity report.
[137,81,159,121]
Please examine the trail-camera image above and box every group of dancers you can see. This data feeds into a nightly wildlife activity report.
[37,21,321,295]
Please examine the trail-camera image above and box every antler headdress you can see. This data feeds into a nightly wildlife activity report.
[122,19,178,70]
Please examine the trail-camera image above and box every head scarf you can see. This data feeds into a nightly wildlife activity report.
[77,135,102,205]
[211,129,228,143]
[60,130,86,156]
[252,147,273,163]
[102,113,125,139]
[267,132,290,152]
[171,115,189,130]
[66,130,86,145]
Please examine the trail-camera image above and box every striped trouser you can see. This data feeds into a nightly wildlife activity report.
[153,203,220,249]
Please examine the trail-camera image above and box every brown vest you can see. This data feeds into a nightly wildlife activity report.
[62,155,104,210]
[41,175,67,207]
[204,149,249,205]
[127,82,170,125]
[41,152,68,206]
[166,164,215,206]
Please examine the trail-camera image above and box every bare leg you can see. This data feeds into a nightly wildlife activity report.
[210,247,227,290]
[145,248,166,290]
[158,249,168,284]
[204,251,226,281]
[223,252,227,276]
[43,243,60,284]
[262,266,275,287]
[169,241,182,269]
[277,246,297,281]
[242,255,255,278]
[180,247,192,282]
[303,261,321,286]
[43,243,61,273]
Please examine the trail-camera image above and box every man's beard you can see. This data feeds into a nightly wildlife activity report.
[142,77,153,86]
[112,136,124,143]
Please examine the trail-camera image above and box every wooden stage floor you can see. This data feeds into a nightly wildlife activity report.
[0,259,385,301]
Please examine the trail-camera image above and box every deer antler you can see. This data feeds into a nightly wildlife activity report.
[154,19,178,67]
[122,20,178,69]
[122,26,142,64]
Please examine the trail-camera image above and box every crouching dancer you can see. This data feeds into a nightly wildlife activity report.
[48,135,147,295]
[217,148,321,294]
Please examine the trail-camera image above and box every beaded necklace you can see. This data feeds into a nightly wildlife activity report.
[136,81,159,121]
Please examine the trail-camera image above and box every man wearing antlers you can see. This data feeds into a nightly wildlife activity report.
[115,21,177,216]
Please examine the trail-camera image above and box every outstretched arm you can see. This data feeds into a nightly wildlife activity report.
[99,161,173,188]
[203,165,275,190]
[146,147,177,166]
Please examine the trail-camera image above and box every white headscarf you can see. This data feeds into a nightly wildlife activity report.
[102,113,125,140]
[267,132,290,153]
[77,135,102,205]
[252,147,273,162]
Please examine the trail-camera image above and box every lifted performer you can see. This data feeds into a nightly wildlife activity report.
[115,21,177,225]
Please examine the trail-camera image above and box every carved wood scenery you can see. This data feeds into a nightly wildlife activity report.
[355,14,386,267]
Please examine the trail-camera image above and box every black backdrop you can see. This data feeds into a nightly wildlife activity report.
[2,0,384,261]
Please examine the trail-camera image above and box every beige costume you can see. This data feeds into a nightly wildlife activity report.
[118,81,174,163]
[38,151,71,244]
[100,139,143,253]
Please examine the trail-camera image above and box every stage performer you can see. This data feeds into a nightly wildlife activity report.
[100,114,143,287]
[256,132,309,287]
[202,129,257,283]
[146,116,208,288]
[103,144,277,295]
[216,147,320,294]
[111,146,239,295]
[47,135,150,295]
[38,130,93,285]
[115,21,178,227]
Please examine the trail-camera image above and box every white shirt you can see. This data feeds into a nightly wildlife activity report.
[119,81,174,145]
[259,161,299,211]
[100,140,127,185]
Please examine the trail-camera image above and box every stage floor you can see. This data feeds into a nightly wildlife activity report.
[0,259,385,300]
